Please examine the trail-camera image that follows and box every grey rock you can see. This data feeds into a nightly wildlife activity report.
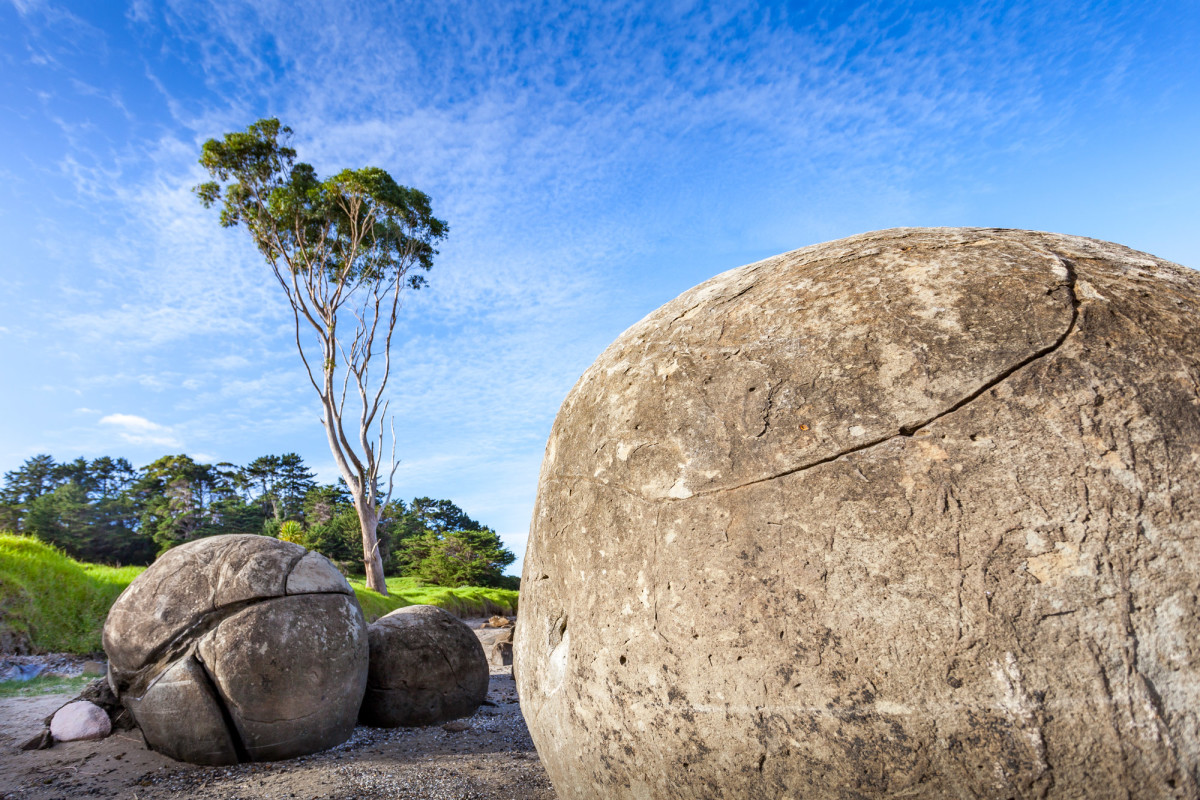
[103,534,368,765]
[488,640,513,669]
[476,626,515,668]
[516,228,1200,799]
[359,605,488,727]
[286,550,353,595]
[81,660,106,677]
[475,626,514,649]
[19,728,52,751]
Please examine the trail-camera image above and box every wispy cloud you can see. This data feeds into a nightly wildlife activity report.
[3,0,1190,553]
[99,413,182,448]
[9,0,45,17]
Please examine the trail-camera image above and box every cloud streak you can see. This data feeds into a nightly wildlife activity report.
[99,412,182,448]
[2,0,1194,567]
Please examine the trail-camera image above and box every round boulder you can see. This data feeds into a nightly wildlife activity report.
[359,605,488,727]
[103,534,368,765]
[515,228,1200,799]
[50,700,111,742]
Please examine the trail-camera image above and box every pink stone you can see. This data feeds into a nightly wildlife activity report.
[50,700,111,742]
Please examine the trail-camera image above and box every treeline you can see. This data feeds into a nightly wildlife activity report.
[0,453,516,588]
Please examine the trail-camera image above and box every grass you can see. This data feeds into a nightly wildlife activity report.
[0,533,519,654]
[0,533,141,654]
[0,674,92,698]
[347,575,519,622]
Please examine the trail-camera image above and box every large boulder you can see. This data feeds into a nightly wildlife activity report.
[515,228,1200,799]
[103,534,368,765]
[359,605,488,727]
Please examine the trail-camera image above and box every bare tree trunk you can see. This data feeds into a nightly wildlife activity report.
[356,501,387,595]
[322,408,390,596]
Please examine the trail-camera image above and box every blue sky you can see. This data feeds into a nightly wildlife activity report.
[1,0,1197,573]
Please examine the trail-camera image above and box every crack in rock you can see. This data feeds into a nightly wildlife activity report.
[686,254,1081,498]
[548,254,1082,505]
[194,651,252,763]
[118,597,274,699]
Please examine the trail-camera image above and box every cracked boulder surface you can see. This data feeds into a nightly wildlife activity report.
[515,228,1200,799]
[359,604,489,727]
[103,534,368,766]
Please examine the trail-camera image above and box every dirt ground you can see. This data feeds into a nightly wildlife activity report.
[0,620,557,800]
[0,670,556,800]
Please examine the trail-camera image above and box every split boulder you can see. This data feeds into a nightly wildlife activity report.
[103,534,368,765]
[516,228,1200,799]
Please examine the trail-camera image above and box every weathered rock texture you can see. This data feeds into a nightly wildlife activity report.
[103,534,368,765]
[478,626,516,669]
[359,605,489,727]
[515,228,1200,799]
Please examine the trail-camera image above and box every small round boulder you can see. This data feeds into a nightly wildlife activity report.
[103,534,368,765]
[50,700,111,742]
[359,605,488,727]
[516,228,1200,799]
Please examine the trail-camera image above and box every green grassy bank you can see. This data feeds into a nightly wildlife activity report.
[348,576,518,621]
[0,533,142,654]
[0,533,517,655]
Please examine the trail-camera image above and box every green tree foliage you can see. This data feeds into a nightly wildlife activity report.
[2,456,153,565]
[0,453,514,585]
[381,496,486,567]
[278,453,316,519]
[134,454,239,551]
[240,453,313,521]
[384,497,515,588]
[397,529,517,588]
[294,482,363,565]
[195,118,448,596]
[0,452,317,563]
[1,454,59,505]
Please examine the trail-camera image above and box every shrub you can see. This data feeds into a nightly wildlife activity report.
[395,529,515,587]
[277,520,305,544]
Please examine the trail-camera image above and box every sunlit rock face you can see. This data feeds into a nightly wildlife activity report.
[104,534,368,765]
[516,228,1200,800]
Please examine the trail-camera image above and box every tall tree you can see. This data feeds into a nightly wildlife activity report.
[196,118,448,594]
[244,454,284,520]
[278,453,316,520]
[9,455,152,565]
[89,457,138,499]
[135,454,239,551]
[1,454,60,506]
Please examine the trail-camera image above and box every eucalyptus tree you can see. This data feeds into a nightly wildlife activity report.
[195,119,448,594]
